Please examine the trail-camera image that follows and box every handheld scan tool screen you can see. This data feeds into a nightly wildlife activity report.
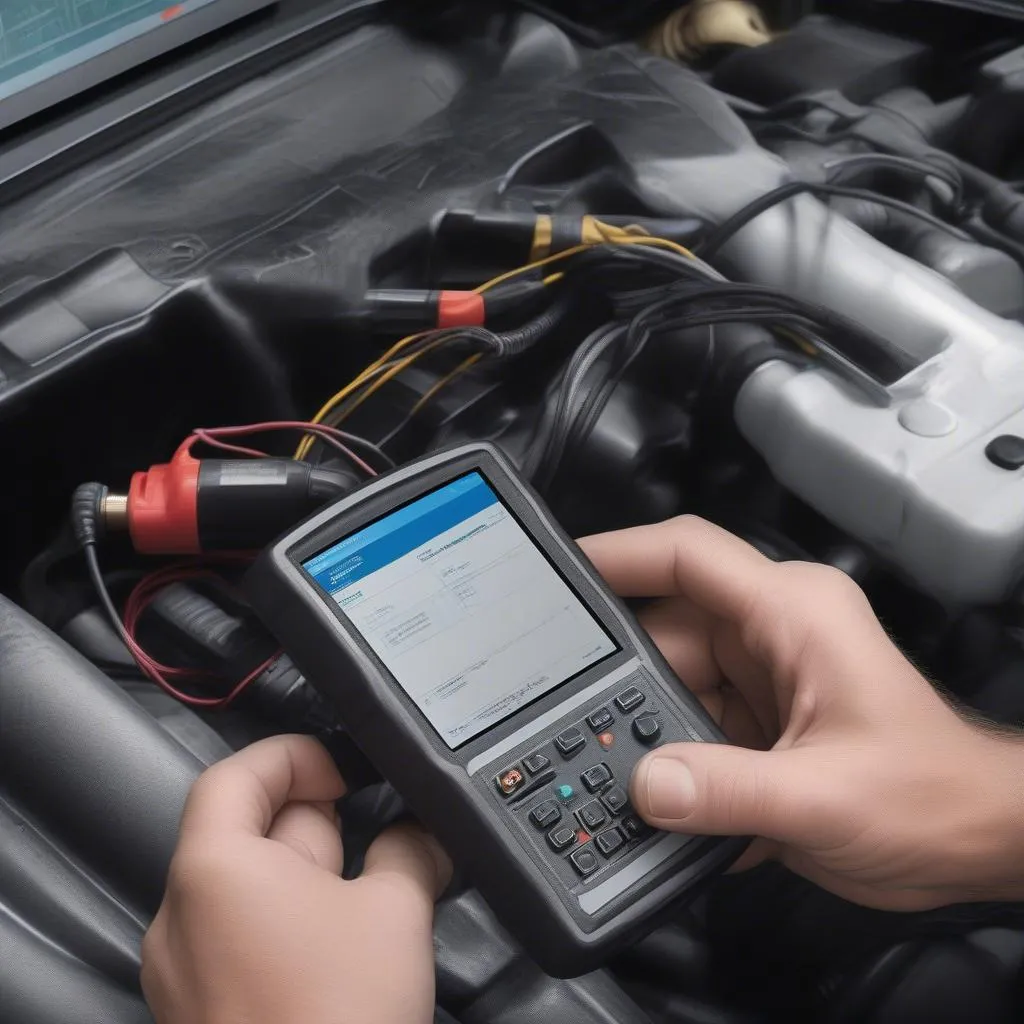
[302,472,619,748]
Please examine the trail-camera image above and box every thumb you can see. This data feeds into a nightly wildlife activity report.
[631,743,808,842]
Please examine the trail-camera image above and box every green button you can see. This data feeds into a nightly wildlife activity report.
[556,784,574,801]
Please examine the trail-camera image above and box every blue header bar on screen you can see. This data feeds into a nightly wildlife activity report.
[303,472,498,593]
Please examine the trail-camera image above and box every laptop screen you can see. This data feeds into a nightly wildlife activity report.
[0,1,275,130]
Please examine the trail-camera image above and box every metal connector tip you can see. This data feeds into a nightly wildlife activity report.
[101,493,129,531]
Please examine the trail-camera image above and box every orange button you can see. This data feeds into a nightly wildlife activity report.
[496,768,524,795]
[598,731,615,749]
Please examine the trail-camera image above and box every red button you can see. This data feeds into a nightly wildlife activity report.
[577,831,591,843]
[598,732,615,749]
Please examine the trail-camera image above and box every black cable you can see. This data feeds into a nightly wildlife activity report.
[295,425,397,472]
[372,289,577,447]
[340,248,715,455]
[621,278,917,383]
[329,430,395,470]
[529,322,625,487]
[486,289,576,358]
[316,327,492,446]
[822,153,964,209]
[537,278,918,488]
[535,317,713,491]
[531,242,920,486]
[83,543,130,648]
[375,358,498,451]
[562,241,723,287]
[697,180,972,261]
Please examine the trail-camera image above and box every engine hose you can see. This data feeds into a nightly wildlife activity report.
[485,288,577,359]
[647,0,772,62]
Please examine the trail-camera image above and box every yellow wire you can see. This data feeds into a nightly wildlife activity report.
[296,252,582,457]
[471,228,697,295]
[294,331,429,459]
[410,353,483,416]
[297,227,700,458]
[471,242,598,294]
[326,336,450,427]
[622,235,698,260]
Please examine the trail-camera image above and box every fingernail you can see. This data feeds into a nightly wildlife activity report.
[639,756,697,820]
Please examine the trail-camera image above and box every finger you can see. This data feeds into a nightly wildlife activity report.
[630,743,815,843]
[362,823,452,902]
[180,735,345,843]
[638,597,722,693]
[638,598,772,746]
[266,802,345,874]
[311,799,343,831]
[578,516,771,619]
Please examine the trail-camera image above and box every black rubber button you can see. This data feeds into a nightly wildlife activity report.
[522,751,551,775]
[581,762,613,792]
[632,713,662,745]
[555,727,586,758]
[529,800,562,831]
[622,814,652,841]
[577,800,608,831]
[614,686,646,713]
[595,828,625,857]
[586,707,613,732]
[986,435,1024,470]
[601,785,629,817]
[569,846,600,877]
[548,825,577,852]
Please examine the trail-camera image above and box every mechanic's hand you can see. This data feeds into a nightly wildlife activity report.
[580,516,1024,911]
[141,734,450,1024]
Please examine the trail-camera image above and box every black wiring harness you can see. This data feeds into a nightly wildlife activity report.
[299,237,918,488]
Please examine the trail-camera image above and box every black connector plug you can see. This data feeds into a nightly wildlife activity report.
[71,482,109,549]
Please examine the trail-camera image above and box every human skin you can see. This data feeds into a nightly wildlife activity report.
[579,515,1024,911]
[141,734,450,1024]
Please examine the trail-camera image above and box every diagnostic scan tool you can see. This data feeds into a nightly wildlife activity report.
[247,442,744,976]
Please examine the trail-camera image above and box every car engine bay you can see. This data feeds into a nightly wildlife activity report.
[6,1,1024,1021]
